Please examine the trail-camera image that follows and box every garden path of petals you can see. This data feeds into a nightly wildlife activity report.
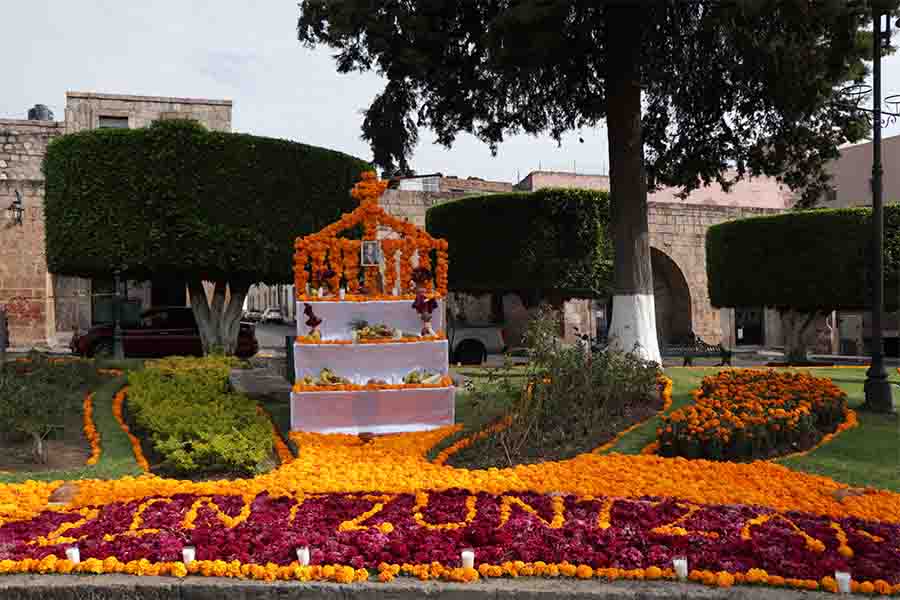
[2,421,899,527]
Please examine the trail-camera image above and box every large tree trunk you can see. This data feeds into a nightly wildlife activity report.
[187,279,250,355]
[604,6,661,364]
[780,309,819,364]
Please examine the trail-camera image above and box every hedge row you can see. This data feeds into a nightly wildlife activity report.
[126,356,272,475]
[44,119,370,283]
[706,206,900,311]
[425,188,612,301]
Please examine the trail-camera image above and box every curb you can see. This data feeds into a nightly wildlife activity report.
[0,574,819,600]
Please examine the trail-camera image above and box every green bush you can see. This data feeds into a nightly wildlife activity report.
[706,206,900,311]
[44,119,371,283]
[454,306,659,468]
[127,357,272,475]
[425,188,612,302]
[0,354,102,463]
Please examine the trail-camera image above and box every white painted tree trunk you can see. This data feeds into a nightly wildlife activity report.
[187,279,250,355]
[607,294,662,364]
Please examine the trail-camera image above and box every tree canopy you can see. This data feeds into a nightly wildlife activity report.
[299,1,884,205]
[425,188,612,305]
[44,119,369,353]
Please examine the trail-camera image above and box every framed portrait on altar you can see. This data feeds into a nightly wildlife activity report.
[361,240,381,266]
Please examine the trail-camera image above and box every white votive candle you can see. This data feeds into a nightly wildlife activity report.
[835,571,851,594]
[182,546,195,565]
[461,549,475,569]
[673,557,688,581]
[297,547,310,566]
[65,546,80,564]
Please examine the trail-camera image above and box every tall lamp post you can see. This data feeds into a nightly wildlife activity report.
[840,7,900,413]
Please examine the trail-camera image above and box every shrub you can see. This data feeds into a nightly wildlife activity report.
[425,188,612,303]
[706,206,900,312]
[656,370,848,461]
[457,306,659,467]
[0,354,102,463]
[127,356,271,475]
[44,119,371,283]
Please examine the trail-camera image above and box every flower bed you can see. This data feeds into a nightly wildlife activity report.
[2,370,900,592]
[656,370,850,461]
[1,488,899,589]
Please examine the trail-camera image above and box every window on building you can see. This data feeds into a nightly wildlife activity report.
[98,116,129,129]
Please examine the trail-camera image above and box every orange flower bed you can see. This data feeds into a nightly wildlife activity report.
[256,406,294,464]
[111,387,150,473]
[656,370,849,461]
[292,375,453,393]
[295,333,446,345]
[82,393,101,466]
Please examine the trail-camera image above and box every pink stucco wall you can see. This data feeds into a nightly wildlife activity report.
[516,170,793,209]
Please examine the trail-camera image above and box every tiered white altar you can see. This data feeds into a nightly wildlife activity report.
[289,172,455,434]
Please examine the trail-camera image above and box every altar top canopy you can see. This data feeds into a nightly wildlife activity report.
[293,171,449,301]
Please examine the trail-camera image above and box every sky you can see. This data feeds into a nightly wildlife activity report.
[4,1,900,185]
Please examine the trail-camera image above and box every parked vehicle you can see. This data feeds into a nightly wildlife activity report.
[447,311,506,365]
[261,308,285,324]
[242,310,263,323]
[70,306,259,359]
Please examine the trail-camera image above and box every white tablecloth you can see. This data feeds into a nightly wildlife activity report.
[296,299,445,340]
[294,340,448,384]
[290,387,455,434]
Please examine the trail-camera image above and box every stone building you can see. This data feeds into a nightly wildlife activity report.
[0,91,232,348]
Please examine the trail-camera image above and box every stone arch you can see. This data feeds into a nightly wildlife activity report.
[651,247,693,345]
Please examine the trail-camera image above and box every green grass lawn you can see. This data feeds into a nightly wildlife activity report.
[0,375,144,484]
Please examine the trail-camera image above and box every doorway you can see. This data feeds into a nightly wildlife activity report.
[735,307,764,346]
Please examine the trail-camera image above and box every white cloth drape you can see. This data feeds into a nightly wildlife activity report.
[290,387,455,434]
[294,340,449,384]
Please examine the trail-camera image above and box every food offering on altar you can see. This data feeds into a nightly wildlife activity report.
[289,171,455,434]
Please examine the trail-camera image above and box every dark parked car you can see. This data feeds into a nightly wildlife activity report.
[70,306,259,359]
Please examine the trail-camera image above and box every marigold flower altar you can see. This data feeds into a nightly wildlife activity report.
[290,172,454,434]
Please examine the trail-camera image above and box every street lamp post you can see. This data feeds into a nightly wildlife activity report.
[836,8,899,413]
[863,8,895,413]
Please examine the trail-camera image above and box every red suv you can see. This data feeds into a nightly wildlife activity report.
[70,306,259,359]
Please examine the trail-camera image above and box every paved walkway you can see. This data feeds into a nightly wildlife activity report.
[0,574,818,600]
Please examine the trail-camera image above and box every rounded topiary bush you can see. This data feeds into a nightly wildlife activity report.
[425,188,612,303]
[43,119,371,284]
[706,206,900,312]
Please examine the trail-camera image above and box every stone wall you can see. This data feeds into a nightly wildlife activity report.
[65,91,232,133]
[0,180,53,346]
[439,176,513,194]
[0,119,65,181]
[648,202,782,346]
[516,171,611,192]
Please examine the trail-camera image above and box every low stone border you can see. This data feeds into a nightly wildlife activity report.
[0,574,819,600]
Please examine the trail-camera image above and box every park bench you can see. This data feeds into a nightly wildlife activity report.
[663,333,732,367]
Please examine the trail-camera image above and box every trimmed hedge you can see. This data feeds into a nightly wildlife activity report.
[126,356,272,475]
[43,119,370,283]
[425,188,612,300]
[706,206,900,311]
